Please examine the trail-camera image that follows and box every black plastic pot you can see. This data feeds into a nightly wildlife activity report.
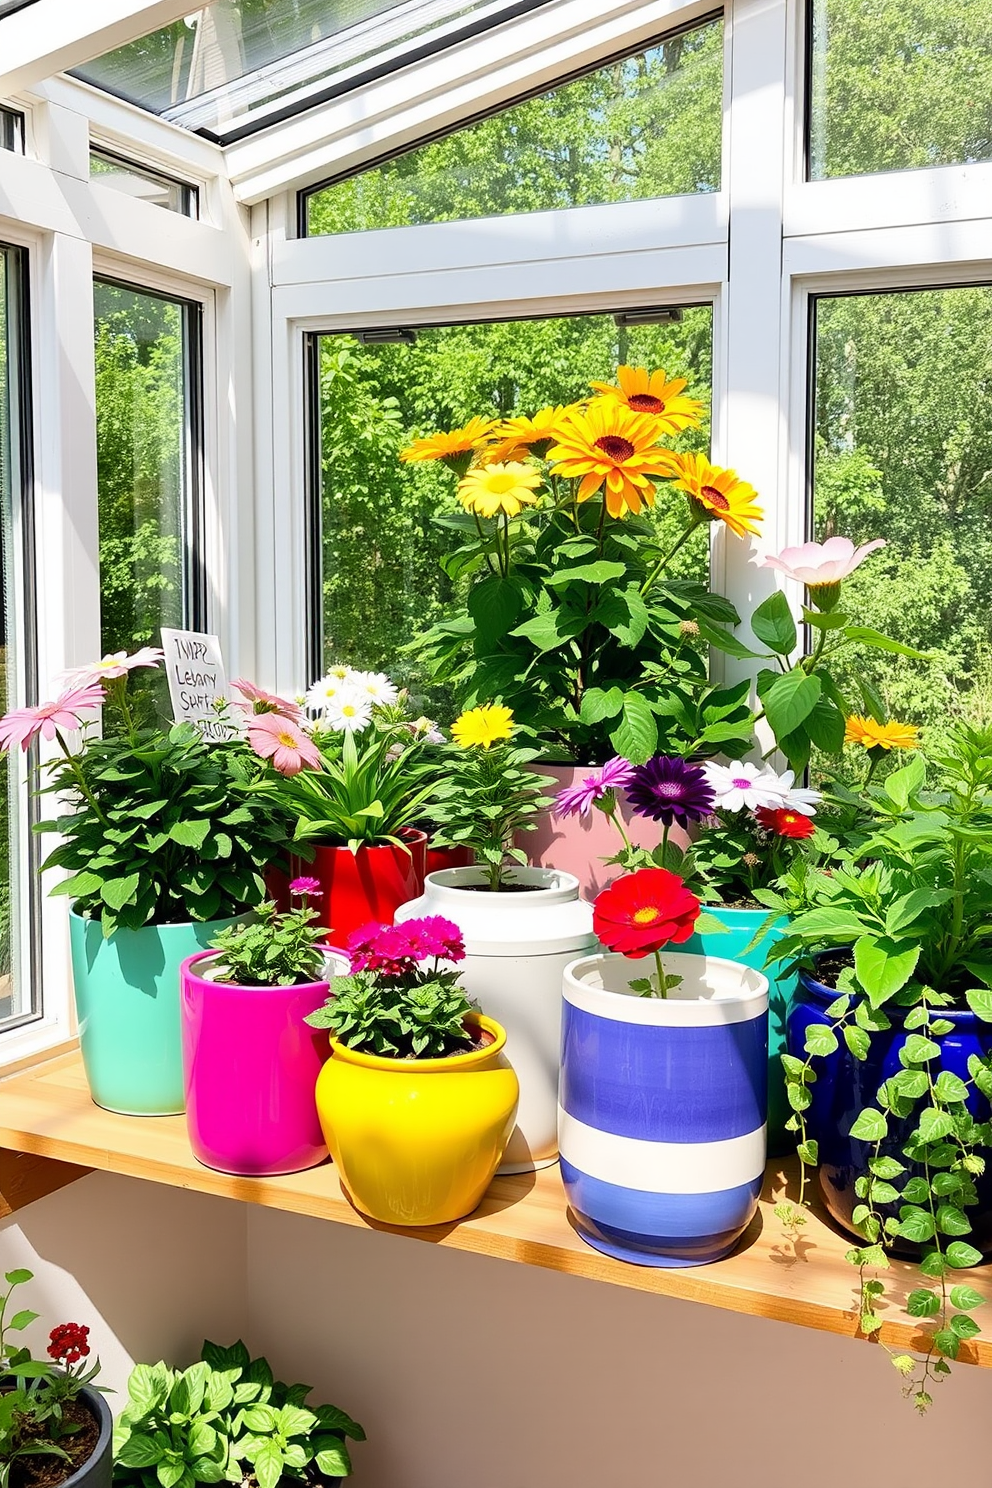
[63,1387,113,1488]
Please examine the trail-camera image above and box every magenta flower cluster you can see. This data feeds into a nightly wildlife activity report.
[346,916,466,976]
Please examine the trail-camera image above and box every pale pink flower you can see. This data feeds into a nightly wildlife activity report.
[0,684,106,753]
[230,678,304,722]
[762,537,886,588]
[248,713,322,776]
[60,647,164,686]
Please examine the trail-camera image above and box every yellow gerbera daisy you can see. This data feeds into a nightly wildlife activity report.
[399,416,496,465]
[484,405,578,462]
[667,452,763,539]
[458,462,543,518]
[547,402,679,519]
[451,704,515,749]
[590,366,705,434]
[844,715,919,751]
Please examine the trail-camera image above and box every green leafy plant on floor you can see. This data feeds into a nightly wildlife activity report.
[764,729,992,1409]
[113,1341,364,1488]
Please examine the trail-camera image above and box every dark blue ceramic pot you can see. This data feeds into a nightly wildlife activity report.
[788,965,992,1257]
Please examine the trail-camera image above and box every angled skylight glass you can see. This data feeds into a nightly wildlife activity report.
[74,0,550,142]
[0,0,43,15]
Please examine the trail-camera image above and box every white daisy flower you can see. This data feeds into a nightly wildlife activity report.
[325,690,373,734]
[703,760,786,814]
[756,767,821,816]
[353,670,399,706]
[327,663,354,681]
[306,675,350,713]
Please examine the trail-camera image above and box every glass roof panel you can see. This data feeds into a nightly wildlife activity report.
[74,0,548,141]
[0,1,44,16]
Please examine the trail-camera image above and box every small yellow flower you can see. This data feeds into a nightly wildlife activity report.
[844,715,920,751]
[458,462,542,518]
[451,704,515,749]
[589,366,704,434]
[484,405,577,461]
[399,416,496,464]
[667,452,763,539]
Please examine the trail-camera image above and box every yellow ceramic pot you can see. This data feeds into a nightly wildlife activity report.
[315,1013,519,1226]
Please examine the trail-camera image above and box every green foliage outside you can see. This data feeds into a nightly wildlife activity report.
[810,0,992,178]
[307,17,722,233]
[813,287,992,742]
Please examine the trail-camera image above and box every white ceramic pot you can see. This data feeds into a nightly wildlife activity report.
[396,865,597,1173]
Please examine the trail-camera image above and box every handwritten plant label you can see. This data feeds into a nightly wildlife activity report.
[160,629,236,741]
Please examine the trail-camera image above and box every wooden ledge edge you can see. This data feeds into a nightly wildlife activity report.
[0,1147,91,1217]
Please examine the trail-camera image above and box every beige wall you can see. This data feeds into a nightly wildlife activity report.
[3,1174,992,1488]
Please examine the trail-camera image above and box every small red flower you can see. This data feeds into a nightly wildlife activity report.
[48,1323,90,1366]
[755,807,816,840]
[593,868,700,959]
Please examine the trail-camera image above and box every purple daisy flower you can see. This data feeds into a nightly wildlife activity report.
[554,757,635,818]
[625,756,715,827]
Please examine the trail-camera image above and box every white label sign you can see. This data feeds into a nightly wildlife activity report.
[160,629,236,741]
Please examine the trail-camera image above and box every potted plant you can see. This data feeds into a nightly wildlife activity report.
[395,704,595,1173]
[113,1339,364,1486]
[247,667,438,943]
[769,727,992,1408]
[180,880,345,1176]
[306,916,519,1225]
[0,1267,111,1488]
[0,654,292,1116]
[560,867,769,1267]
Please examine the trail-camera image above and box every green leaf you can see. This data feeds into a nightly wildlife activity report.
[315,1444,351,1478]
[101,872,141,912]
[966,989,992,1022]
[917,1107,956,1142]
[902,1034,941,1064]
[760,670,822,743]
[118,1436,166,1469]
[882,754,926,810]
[804,1024,838,1058]
[7,1310,38,1331]
[168,820,211,851]
[797,1140,819,1165]
[844,1025,871,1060]
[854,935,919,1004]
[547,559,626,586]
[128,1363,171,1416]
[950,1313,981,1340]
[936,1204,972,1236]
[849,1107,888,1141]
[578,687,624,725]
[897,1206,936,1243]
[949,1285,985,1310]
[750,591,797,655]
[946,1241,984,1269]
[869,1155,905,1179]
[885,889,944,937]
[934,1071,970,1104]
[843,626,930,658]
[933,1329,961,1360]
[803,697,847,754]
[906,1288,941,1318]
[3,1269,32,1286]
[250,1442,284,1488]
[609,693,658,766]
[158,1460,187,1488]
[466,577,523,641]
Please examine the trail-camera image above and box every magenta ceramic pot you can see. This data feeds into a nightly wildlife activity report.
[524,764,690,901]
[180,947,346,1176]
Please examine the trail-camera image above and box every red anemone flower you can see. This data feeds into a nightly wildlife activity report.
[593,868,701,959]
[755,806,816,840]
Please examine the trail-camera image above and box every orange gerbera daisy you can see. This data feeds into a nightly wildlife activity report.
[844,716,919,752]
[547,402,678,518]
[399,416,496,468]
[590,366,705,434]
[667,452,763,539]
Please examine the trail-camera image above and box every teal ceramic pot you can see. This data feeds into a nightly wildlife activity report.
[69,910,245,1116]
[682,907,797,1157]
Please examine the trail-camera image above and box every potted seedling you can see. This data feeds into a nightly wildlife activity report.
[180,880,345,1176]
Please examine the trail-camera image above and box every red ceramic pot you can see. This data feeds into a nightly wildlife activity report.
[425,843,475,877]
[302,829,428,944]
[523,764,689,901]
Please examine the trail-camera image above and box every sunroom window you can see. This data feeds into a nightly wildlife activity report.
[94,280,205,721]
[304,12,722,235]
[809,0,992,179]
[309,306,712,692]
[89,149,198,218]
[0,244,36,1025]
[0,107,24,154]
[810,283,992,731]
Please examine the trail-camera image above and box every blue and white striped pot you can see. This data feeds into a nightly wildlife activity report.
[559,952,769,1268]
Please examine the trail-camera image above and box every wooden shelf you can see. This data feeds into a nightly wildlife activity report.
[1,1050,990,1366]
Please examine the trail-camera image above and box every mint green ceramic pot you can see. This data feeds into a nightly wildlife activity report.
[682,907,797,1157]
[69,910,245,1116]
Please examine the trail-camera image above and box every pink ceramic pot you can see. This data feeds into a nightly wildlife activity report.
[524,764,689,901]
[180,947,346,1176]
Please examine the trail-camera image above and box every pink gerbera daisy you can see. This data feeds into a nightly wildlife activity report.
[231,678,304,722]
[0,684,106,753]
[248,714,322,776]
[60,648,163,687]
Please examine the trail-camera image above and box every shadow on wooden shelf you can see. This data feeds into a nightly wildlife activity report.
[0,1048,987,1366]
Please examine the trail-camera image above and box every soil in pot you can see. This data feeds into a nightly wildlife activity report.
[11,1400,100,1488]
